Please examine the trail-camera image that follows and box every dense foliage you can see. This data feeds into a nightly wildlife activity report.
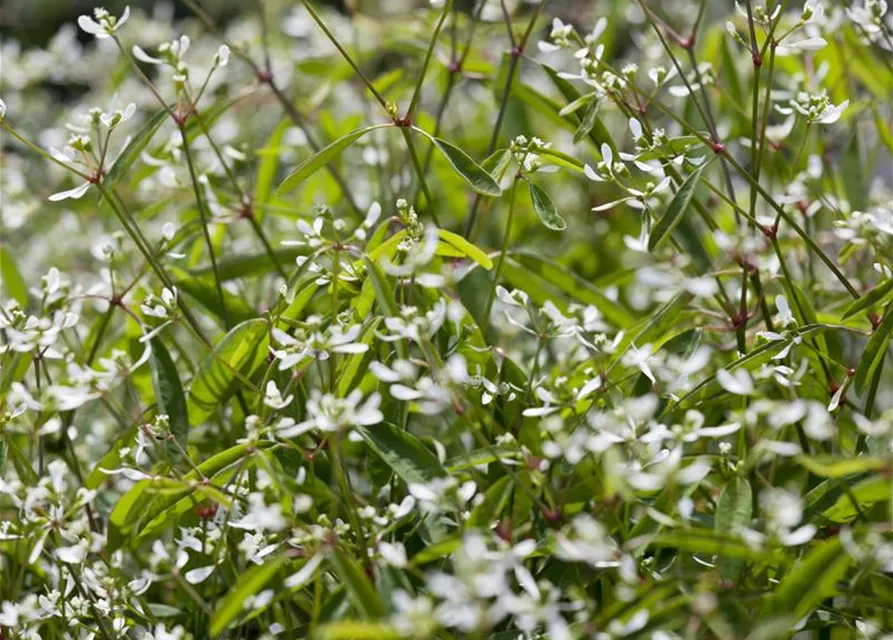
[1,0,892,638]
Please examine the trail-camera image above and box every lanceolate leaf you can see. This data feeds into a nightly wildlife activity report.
[648,529,781,564]
[316,622,402,640]
[172,268,257,326]
[573,98,601,144]
[356,422,445,485]
[796,455,890,478]
[149,338,188,453]
[527,180,566,231]
[210,555,287,637]
[648,164,705,251]
[438,229,494,269]
[481,149,512,177]
[108,442,266,550]
[715,477,753,535]
[413,128,502,196]
[187,319,270,426]
[277,124,392,194]
[842,278,893,320]
[854,308,893,393]
[329,550,386,618]
[768,536,854,621]
[105,110,168,191]
[714,476,753,580]
[0,245,28,307]
[822,475,891,522]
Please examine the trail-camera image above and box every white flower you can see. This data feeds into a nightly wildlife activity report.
[78,6,131,39]
[276,389,383,437]
[184,565,215,585]
[378,541,408,568]
[48,181,91,202]
[214,44,230,67]
[281,555,322,590]
[717,368,755,395]
[230,493,286,532]
[263,380,294,410]
[775,295,796,327]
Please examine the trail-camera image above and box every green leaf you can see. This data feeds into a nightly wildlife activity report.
[648,529,781,564]
[841,132,867,212]
[329,550,385,618]
[445,447,520,472]
[527,180,566,231]
[107,442,268,550]
[768,536,854,621]
[854,308,893,393]
[172,268,257,326]
[438,229,493,269]
[414,128,501,196]
[149,338,188,453]
[714,477,753,580]
[277,124,392,194]
[316,622,402,640]
[842,279,893,320]
[0,245,28,307]
[466,474,513,529]
[361,257,397,318]
[508,252,633,327]
[715,477,753,535]
[796,455,890,478]
[822,475,891,522]
[635,136,703,162]
[648,164,705,251]
[210,556,287,637]
[254,119,290,221]
[85,427,137,490]
[189,247,305,282]
[356,422,445,485]
[336,318,380,396]
[412,536,461,565]
[187,319,270,426]
[573,97,601,144]
[105,110,168,191]
[481,149,512,177]
[540,63,617,154]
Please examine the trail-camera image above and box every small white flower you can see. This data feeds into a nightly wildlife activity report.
[48,181,91,202]
[717,368,755,395]
[78,6,131,39]
[215,44,231,67]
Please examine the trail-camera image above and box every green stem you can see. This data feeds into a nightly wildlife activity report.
[482,177,519,335]
[301,0,391,112]
[401,127,440,226]
[179,126,231,329]
[405,0,453,121]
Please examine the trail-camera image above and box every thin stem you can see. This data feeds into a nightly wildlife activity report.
[464,0,547,238]
[301,0,391,112]
[179,0,364,219]
[482,177,519,335]
[405,0,453,121]
[0,120,92,181]
[179,126,231,329]
[402,128,441,226]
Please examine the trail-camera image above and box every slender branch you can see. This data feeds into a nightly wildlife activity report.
[405,0,453,121]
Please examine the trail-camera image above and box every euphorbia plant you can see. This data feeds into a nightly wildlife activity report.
[0,0,891,638]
